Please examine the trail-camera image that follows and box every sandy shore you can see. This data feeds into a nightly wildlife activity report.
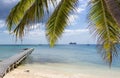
[4,63,120,78]
[4,64,91,78]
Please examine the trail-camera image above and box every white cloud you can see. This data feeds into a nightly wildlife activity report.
[0,20,5,28]
[29,29,44,36]
[76,8,85,13]
[58,29,95,44]
[65,29,89,33]
[68,0,90,26]
[64,29,89,36]
[2,0,19,4]
[24,29,45,40]
[22,28,95,44]
[23,29,48,44]
[3,30,9,34]
[68,14,79,25]
[76,0,90,13]
[1,28,95,44]
[30,23,45,30]
[27,29,89,38]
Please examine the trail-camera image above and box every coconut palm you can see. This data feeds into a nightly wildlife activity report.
[88,0,120,66]
[6,0,120,66]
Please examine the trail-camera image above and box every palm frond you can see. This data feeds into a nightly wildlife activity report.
[88,0,120,66]
[104,0,120,26]
[9,0,56,39]
[46,0,78,47]
[13,2,36,39]
[6,0,34,31]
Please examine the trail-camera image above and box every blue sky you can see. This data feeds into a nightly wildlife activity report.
[0,0,95,44]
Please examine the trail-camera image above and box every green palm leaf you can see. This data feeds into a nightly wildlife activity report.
[88,0,120,66]
[7,0,56,39]
[104,0,120,27]
[46,0,78,47]
[6,0,34,31]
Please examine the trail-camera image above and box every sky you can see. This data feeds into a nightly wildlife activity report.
[0,0,95,44]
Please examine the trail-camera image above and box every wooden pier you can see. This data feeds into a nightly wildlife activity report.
[0,48,34,78]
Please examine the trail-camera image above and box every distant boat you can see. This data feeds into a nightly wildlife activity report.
[69,42,77,45]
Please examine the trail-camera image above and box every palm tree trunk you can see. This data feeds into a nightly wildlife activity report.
[104,0,120,26]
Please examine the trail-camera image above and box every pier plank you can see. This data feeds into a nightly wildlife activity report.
[0,48,34,78]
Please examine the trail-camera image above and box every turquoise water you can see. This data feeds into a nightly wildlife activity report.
[0,45,120,68]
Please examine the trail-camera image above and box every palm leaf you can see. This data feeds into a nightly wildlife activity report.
[88,0,120,66]
[46,0,78,47]
[6,0,34,31]
[8,0,56,39]
[104,0,120,27]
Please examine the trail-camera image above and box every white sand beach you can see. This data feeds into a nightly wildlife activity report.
[4,63,120,78]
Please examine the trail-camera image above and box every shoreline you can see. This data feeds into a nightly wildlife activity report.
[4,63,120,78]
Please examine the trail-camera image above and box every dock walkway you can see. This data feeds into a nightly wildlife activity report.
[0,48,34,78]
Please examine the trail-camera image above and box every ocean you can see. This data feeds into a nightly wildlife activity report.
[0,45,120,66]
[1,45,120,78]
